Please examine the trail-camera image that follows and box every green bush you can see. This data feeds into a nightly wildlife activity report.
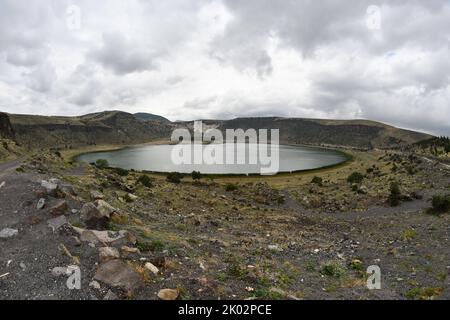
[430,195,450,214]
[166,172,184,184]
[137,174,154,188]
[2,141,8,150]
[113,167,129,176]
[95,159,109,169]
[191,171,202,181]
[388,181,401,207]
[347,172,364,184]
[225,183,238,192]
[311,176,323,186]
[320,264,346,278]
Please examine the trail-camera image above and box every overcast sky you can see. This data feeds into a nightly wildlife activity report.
[0,0,449,135]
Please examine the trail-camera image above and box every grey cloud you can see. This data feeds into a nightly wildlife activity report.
[90,33,158,75]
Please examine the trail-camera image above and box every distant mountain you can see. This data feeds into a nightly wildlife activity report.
[0,110,433,150]
[134,113,170,123]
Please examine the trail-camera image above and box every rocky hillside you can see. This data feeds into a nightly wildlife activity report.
[0,113,15,140]
[193,117,432,149]
[134,113,170,123]
[4,111,174,149]
[0,110,432,150]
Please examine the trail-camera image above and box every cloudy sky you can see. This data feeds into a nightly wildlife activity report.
[0,0,449,135]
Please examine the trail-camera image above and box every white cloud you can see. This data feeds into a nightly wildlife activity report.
[0,0,449,135]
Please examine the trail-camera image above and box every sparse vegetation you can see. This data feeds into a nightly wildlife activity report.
[347,172,364,184]
[166,172,184,184]
[112,167,129,176]
[405,287,444,300]
[191,171,202,181]
[137,174,154,188]
[95,159,109,169]
[225,183,239,192]
[320,263,346,278]
[429,194,450,214]
[388,181,401,207]
[311,176,323,186]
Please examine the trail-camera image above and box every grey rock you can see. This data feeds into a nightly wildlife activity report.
[51,267,68,277]
[60,184,76,196]
[41,180,58,196]
[103,290,119,300]
[99,247,120,262]
[0,228,18,239]
[89,280,101,290]
[94,260,143,293]
[50,200,68,216]
[80,202,109,230]
[90,190,104,201]
[37,198,46,210]
[47,215,68,232]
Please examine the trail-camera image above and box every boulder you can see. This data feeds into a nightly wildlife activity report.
[94,260,143,293]
[90,191,104,201]
[99,247,120,262]
[94,200,117,217]
[73,227,136,247]
[41,180,58,196]
[47,215,68,232]
[80,202,108,230]
[0,228,18,239]
[60,184,76,196]
[50,200,68,216]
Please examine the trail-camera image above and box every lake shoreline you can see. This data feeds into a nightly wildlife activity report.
[72,141,353,177]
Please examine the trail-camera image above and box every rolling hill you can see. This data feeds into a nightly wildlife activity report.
[0,111,433,150]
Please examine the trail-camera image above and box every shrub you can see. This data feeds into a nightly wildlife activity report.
[320,264,346,278]
[347,172,364,184]
[95,159,109,169]
[2,141,8,150]
[225,183,238,192]
[430,195,450,214]
[113,167,129,176]
[388,181,401,207]
[137,174,154,188]
[311,176,323,186]
[166,172,184,184]
[191,171,202,181]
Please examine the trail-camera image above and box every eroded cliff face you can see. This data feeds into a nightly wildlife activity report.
[7,111,174,149]
[0,112,15,140]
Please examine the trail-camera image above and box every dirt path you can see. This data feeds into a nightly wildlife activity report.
[0,169,99,299]
[0,159,21,174]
